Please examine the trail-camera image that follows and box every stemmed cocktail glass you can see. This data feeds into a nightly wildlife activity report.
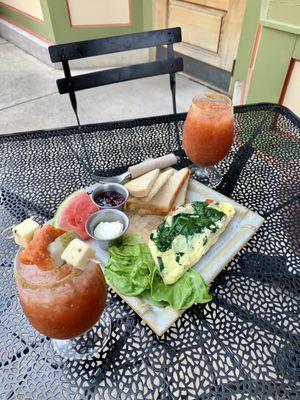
[183,93,234,187]
[14,255,110,360]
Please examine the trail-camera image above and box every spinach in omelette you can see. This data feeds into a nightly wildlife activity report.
[148,200,235,285]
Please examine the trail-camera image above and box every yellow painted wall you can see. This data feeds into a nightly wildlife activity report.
[1,0,44,21]
[67,0,130,27]
[0,0,151,44]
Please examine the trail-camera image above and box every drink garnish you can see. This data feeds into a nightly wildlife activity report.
[13,218,40,248]
[61,238,95,270]
[19,224,65,270]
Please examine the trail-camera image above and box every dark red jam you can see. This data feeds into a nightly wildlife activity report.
[94,191,125,207]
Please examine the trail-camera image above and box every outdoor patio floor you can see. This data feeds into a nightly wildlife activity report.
[0,37,214,135]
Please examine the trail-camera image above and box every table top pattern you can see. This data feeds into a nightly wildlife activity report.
[0,103,299,399]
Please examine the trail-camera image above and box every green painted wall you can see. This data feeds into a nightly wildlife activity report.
[247,28,297,103]
[142,0,153,32]
[230,0,261,93]
[293,37,300,59]
[231,0,300,104]
[265,0,300,28]
[0,0,55,42]
[260,0,300,36]
[47,0,146,44]
[0,0,153,44]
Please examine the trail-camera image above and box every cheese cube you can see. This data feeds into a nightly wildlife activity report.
[48,232,78,268]
[61,238,95,270]
[13,218,40,248]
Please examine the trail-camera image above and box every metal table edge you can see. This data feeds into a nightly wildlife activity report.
[1,103,299,139]
[0,112,187,139]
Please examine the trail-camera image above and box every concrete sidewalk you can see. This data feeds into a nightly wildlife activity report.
[0,37,213,135]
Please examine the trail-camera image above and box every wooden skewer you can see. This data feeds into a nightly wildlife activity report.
[0,224,15,240]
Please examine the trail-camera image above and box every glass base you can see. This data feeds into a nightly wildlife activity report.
[190,164,222,188]
[52,310,111,360]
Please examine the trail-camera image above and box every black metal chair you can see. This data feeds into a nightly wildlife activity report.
[49,28,183,125]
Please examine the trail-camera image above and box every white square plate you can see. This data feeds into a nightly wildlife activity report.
[89,179,264,336]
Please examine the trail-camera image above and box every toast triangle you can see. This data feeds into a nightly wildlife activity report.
[142,169,175,202]
[172,176,189,208]
[126,168,190,214]
[125,169,160,198]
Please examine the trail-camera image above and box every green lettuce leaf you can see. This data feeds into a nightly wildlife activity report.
[105,235,154,296]
[105,235,212,310]
[148,267,212,310]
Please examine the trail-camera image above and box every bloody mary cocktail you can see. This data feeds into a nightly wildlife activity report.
[183,93,234,186]
[14,257,107,339]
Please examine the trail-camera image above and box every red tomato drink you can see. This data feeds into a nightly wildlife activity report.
[183,93,234,186]
[14,257,107,339]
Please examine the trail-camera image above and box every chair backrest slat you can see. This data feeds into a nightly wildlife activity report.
[49,28,181,63]
[57,58,183,94]
[48,27,183,124]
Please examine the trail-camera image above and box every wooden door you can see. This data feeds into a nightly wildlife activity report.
[155,0,247,91]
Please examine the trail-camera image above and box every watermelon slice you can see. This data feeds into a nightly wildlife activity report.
[53,189,98,240]
[20,224,65,270]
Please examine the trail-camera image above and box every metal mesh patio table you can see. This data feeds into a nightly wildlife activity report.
[0,103,299,399]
